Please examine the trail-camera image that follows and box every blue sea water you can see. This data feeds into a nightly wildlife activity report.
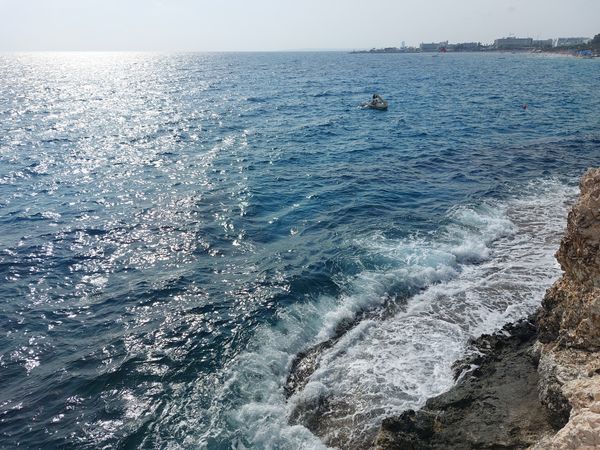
[0,52,599,449]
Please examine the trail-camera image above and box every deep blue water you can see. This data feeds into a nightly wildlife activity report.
[1,52,599,449]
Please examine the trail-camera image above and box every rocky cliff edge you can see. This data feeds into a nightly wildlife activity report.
[534,167,600,449]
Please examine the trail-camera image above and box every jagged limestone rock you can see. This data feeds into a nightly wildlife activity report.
[533,167,600,449]
[531,376,600,450]
[538,168,600,350]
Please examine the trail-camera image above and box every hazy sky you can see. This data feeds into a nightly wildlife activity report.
[1,0,598,51]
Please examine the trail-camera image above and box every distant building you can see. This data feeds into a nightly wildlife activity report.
[366,47,401,53]
[420,41,448,52]
[556,37,591,47]
[494,37,533,50]
[532,39,553,49]
[453,42,481,51]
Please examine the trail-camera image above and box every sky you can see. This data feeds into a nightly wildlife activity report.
[1,0,599,51]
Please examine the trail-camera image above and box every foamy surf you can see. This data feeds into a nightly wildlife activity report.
[199,178,576,449]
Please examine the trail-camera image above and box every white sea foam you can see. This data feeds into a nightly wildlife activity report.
[199,178,576,449]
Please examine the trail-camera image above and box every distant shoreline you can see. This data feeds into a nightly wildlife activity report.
[350,48,599,58]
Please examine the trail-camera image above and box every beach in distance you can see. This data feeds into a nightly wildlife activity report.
[1,51,600,449]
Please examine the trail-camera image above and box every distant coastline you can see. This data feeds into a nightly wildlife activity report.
[350,48,599,59]
[351,33,600,57]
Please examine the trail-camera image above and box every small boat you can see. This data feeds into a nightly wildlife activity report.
[366,94,388,110]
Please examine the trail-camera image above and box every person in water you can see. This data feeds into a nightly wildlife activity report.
[371,94,383,106]
[365,93,387,109]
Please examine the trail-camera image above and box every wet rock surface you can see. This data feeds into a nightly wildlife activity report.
[374,320,557,450]
[285,298,402,399]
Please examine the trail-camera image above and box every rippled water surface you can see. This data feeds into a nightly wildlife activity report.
[1,52,599,449]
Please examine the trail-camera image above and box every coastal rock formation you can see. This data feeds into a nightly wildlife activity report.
[374,320,556,450]
[533,167,600,448]
[373,168,600,450]
[531,376,600,450]
[538,167,600,349]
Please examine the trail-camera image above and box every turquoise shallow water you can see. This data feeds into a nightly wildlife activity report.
[0,52,599,449]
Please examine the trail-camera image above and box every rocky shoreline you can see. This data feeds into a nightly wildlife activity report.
[374,319,558,449]
[374,168,600,450]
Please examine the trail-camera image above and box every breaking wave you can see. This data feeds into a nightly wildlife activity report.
[196,178,576,449]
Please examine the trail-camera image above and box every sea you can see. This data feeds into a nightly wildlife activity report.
[1,52,599,449]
